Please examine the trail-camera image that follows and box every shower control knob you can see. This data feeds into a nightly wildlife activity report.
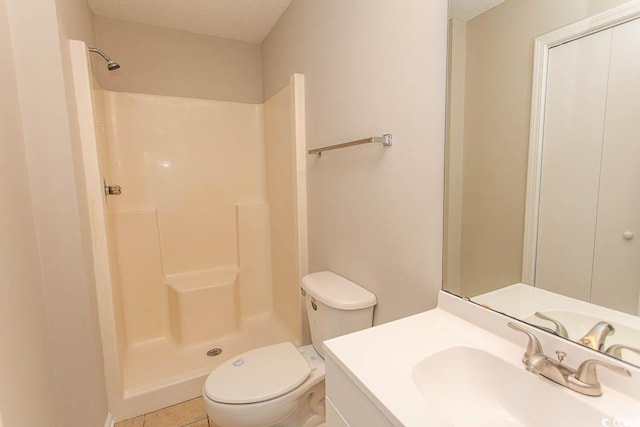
[623,231,633,241]
[104,184,122,196]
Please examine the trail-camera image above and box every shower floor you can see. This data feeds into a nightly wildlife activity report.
[122,312,298,401]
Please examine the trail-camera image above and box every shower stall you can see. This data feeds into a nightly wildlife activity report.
[69,40,308,419]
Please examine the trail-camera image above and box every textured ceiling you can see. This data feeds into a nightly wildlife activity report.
[449,0,507,21]
[87,0,293,43]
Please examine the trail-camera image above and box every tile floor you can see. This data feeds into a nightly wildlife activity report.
[114,397,220,427]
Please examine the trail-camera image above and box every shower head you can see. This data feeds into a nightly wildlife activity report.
[88,47,120,71]
[106,60,120,71]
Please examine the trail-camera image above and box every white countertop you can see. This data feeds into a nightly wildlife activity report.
[323,293,640,426]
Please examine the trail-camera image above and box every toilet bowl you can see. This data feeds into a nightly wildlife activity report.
[202,271,377,427]
[203,343,325,427]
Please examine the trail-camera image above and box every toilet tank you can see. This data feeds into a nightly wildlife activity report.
[301,271,377,357]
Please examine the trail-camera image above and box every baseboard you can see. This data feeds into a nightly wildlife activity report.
[104,412,115,427]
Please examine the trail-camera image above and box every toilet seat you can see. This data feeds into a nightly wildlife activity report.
[204,342,312,404]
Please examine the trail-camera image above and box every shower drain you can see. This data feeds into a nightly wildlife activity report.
[207,348,223,357]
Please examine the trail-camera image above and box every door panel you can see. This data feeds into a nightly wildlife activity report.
[591,18,640,315]
[535,29,612,301]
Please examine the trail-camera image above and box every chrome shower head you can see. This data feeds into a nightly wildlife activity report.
[88,47,120,71]
[107,60,120,71]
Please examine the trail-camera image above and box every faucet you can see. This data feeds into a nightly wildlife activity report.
[508,322,575,385]
[579,321,615,351]
[605,344,640,360]
[533,312,569,338]
[508,322,631,396]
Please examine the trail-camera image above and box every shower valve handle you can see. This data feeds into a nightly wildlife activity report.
[104,183,122,196]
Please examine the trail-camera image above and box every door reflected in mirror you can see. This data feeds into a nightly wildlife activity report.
[444,0,640,367]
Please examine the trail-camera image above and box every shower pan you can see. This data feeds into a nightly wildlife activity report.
[68,40,308,420]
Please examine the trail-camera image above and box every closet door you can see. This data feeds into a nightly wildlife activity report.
[590,18,640,315]
[534,29,612,300]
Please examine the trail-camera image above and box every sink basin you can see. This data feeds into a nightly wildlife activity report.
[412,346,608,426]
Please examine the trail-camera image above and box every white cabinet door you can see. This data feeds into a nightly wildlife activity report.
[590,18,640,315]
[535,29,612,300]
[326,397,351,427]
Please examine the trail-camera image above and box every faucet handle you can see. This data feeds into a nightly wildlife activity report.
[534,312,569,338]
[605,344,640,360]
[569,359,631,396]
[508,322,543,357]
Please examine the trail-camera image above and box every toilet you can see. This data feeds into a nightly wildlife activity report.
[202,271,377,427]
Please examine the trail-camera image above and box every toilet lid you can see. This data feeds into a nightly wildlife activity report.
[204,342,312,404]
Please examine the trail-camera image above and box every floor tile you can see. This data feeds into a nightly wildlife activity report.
[143,397,208,427]
[114,415,144,427]
[184,420,209,427]
[208,417,221,427]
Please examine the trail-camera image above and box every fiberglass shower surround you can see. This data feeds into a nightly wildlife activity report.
[73,39,307,418]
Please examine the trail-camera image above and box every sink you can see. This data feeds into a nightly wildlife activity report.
[412,346,608,426]
[324,297,639,427]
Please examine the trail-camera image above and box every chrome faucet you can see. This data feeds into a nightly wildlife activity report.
[508,322,631,396]
[508,323,574,385]
[579,321,615,351]
[605,344,640,360]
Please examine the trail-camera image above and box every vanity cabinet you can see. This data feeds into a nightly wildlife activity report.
[324,354,395,427]
[536,17,640,315]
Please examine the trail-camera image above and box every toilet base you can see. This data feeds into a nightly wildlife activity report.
[205,380,325,427]
[275,381,325,427]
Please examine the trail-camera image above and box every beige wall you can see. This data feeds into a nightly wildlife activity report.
[457,0,629,297]
[262,0,448,324]
[4,0,108,425]
[56,0,95,43]
[0,0,63,425]
[94,16,263,103]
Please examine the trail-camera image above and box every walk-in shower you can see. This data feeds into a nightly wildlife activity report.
[69,40,308,420]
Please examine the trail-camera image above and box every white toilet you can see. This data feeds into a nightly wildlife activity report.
[202,271,377,427]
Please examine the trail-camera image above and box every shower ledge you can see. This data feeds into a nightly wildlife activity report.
[166,266,239,345]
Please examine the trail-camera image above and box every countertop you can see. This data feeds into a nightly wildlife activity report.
[323,295,639,426]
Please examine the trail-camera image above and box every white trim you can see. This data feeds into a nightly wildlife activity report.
[104,412,115,427]
[521,0,640,284]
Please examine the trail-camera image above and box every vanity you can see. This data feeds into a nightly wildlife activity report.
[321,1,640,424]
[323,292,640,427]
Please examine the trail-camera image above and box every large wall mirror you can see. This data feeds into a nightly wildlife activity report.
[444,0,640,367]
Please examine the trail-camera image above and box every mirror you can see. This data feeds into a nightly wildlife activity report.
[444,0,640,367]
